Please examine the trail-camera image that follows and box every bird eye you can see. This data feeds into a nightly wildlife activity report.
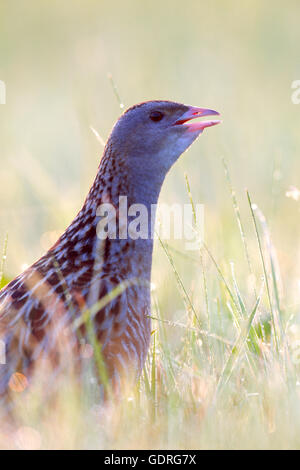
[149,111,164,122]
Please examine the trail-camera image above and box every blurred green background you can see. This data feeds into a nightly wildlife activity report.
[1,0,300,311]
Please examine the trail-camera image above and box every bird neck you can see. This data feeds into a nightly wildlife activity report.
[89,141,165,209]
[92,145,165,280]
[55,143,166,284]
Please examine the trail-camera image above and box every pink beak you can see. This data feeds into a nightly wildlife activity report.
[173,106,221,132]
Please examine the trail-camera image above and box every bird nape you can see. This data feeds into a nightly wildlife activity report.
[0,100,220,405]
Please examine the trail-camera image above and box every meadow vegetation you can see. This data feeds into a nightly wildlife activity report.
[0,0,300,449]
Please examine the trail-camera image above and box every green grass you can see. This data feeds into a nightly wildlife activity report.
[1,162,300,450]
[1,0,300,450]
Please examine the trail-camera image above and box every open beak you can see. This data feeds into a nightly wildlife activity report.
[173,106,221,132]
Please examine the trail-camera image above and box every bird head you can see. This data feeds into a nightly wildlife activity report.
[108,100,221,180]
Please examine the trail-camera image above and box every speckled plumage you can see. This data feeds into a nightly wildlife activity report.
[0,100,220,400]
